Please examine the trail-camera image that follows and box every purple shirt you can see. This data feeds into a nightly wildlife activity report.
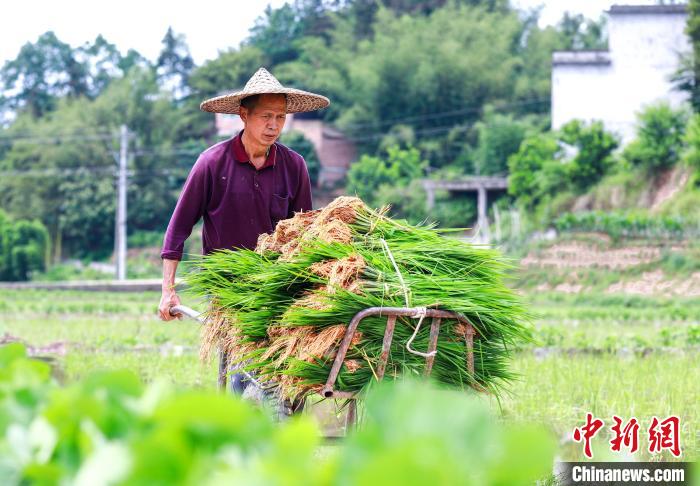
[161,131,313,260]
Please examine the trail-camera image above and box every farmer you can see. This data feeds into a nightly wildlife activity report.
[157,68,329,388]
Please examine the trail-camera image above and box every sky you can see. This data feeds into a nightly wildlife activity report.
[0,0,661,69]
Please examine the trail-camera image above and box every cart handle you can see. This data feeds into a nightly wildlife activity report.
[169,305,204,323]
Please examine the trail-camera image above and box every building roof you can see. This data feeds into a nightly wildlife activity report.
[552,51,611,66]
[608,4,687,15]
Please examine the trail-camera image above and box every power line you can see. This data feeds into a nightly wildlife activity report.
[0,129,116,140]
[0,168,191,178]
[338,97,550,133]
[0,167,116,177]
[342,123,472,143]
[0,133,117,144]
[132,148,204,156]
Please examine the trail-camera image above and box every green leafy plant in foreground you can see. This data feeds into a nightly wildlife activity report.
[0,343,555,485]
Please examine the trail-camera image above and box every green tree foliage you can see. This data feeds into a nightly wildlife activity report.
[346,145,426,205]
[155,27,195,99]
[247,0,336,65]
[379,0,509,16]
[559,119,618,191]
[508,120,618,209]
[0,68,192,260]
[280,130,320,185]
[686,0,700,111]
[507,133,560,209]
[0,32,148,119]
[555,12,607,50]
[683,113,700,169]
[376,180,478,228]
[345,146,475,226]
[623,103,689,171]
[0,32,87,118]
[472,112,533,175]
[83,35,149,97]
[275,3,557,164]
[0,210,49,281]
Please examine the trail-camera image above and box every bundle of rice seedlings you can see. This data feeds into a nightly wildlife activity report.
[186,197,532,400]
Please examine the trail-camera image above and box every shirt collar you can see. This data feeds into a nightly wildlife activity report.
[232,130,277,170]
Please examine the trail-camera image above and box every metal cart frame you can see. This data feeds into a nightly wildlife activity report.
[170,304,479,429]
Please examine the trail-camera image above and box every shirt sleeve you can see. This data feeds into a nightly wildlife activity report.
[290,155,313,215]
[160,155,210,261]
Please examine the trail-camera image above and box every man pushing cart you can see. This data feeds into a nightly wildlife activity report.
[158,67,329,397]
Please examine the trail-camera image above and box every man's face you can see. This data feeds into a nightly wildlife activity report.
[239,94,287,147]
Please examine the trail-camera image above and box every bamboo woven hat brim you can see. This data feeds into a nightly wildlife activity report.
[200,67,330,114]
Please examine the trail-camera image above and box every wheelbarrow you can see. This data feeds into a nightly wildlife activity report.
[169,304,479,430]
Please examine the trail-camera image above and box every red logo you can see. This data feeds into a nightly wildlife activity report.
[573,413,605,458]
[648,416,681,457]
[610,416,640,453]
[573,414,682,458]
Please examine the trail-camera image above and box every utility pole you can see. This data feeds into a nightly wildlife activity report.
[116,125,128,281]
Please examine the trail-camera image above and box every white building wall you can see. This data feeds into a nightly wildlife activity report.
[552,7,690,146]
[552,62,616,132]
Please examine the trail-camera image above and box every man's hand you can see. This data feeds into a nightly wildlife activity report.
[159,288,182,321]
[159,258,181,321]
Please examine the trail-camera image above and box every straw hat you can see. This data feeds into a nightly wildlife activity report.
[200,67,330,114]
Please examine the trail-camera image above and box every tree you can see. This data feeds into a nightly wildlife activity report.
[507,133,560,209]
[1,32,150,120]
[380,0,508,16]
[156,27,195,99]
[80,35,137,97]
[346,146,426,204]
[683,113,700,169]
[281,5,528,158]
[623,103,689,171]
[507,120,618,208]
[0,67,188,260]
[248,3,311,65]
[280,131,321,186]
[0,209,49,281]
[556,12,607,50]
[472,112,532,175]
[247,1,338,65]
[0,32,88,118]
[686,0,700,111]
[559,120,618,191]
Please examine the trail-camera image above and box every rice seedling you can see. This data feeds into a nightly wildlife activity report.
[186,197,533,400]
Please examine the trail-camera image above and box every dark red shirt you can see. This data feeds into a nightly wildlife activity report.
[161,131,313,260]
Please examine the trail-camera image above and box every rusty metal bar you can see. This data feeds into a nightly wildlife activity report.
[321,307,475,398]
[424,317,441,376]
[321,308,373,398]
[376,315,397,380]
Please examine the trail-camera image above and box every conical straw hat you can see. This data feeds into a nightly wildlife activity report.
[200,67,330,114]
